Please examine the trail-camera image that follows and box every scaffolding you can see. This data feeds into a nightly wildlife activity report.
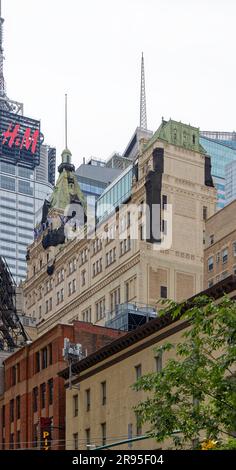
[0,257,28,351]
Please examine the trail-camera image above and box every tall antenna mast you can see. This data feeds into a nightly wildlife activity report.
[65,93,68,149]
[140,52,147,130]
[0,0,6,98]
[0,1,23,113]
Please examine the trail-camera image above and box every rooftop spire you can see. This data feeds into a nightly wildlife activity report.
[65,93,68,149]
[0,1,23,113]
[140,52,147,130]
[0,0,6,98]
[58,94,74,174]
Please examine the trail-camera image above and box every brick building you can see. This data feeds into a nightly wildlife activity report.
[204,199,236,288]
[0,322,123,450]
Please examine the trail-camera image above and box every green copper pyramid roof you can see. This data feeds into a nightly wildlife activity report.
[145,119,206,154]
[50,149,86,212]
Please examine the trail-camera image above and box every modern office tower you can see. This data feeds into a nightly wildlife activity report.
[0,145,54,285]
[200,132,236,209]
[201,131,236,149]
[76,158,122,204]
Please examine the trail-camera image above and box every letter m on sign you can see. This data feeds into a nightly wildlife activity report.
[20,127,39,154]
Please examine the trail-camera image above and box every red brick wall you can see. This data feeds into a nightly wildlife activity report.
[0,322,124,450]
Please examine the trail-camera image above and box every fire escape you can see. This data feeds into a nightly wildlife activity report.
[0,257,28,351]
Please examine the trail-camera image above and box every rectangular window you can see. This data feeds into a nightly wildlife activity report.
[73,395,79,417]
[68,281,72,296]
[33,387,38,413]
[33,424,38,448]
[210,234,214,245]
[203,206,207,221]
[140,225,144,241]
[73,433,78,451]
[160,286,167,299]
[95,297,106,321]
[0,175,16,192]
[10,433,14,450]
[162,194,167,210]
[85,389,90,412]
[101,423,106,446]
[42,347,48,369]
[155,354,163,373]
[12,366,16,386]
[136,413,142,436]
[125,282,129,302]
[18,180,33,196]
[81,270,86,286]
[16,395,20,420]
[82,307,91,323]
[16,430,21,449]
[101,382,106,406]
[135,364,142,380]
[10,399,14,422]
[208,256,214,272]
[222,248,228,264]
[216,252,220,263]
[85,428,91,448]
[48,379,53,406]
[41,383,46,409]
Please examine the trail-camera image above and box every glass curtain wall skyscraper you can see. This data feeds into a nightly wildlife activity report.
[0,145,55,285]
[200,135,236,209]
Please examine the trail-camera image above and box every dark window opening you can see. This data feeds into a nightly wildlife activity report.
[48,379,53,406]
[160,285,167,299]
[101,382,106,406]
[41,383,46,409]
[135,364,142,380]
[86,389,90,412]
[33,387,38,413]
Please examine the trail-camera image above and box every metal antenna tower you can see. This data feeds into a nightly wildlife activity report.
[140,52,147,130]
[0,0,6,99]
[65,93,68,149]
[0,0,23,113]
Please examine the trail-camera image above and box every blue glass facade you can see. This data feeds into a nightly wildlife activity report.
[96,166,133,222]
[200,136,236,209]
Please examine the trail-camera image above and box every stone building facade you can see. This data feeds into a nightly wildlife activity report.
[23,119,217,336]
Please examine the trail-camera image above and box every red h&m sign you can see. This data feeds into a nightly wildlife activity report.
[0,109,41,168]
[2,123,39,154]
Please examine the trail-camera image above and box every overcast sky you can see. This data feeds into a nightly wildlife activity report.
[3,0,236,169]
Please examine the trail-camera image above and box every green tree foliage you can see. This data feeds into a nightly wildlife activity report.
[133,295,236,449]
